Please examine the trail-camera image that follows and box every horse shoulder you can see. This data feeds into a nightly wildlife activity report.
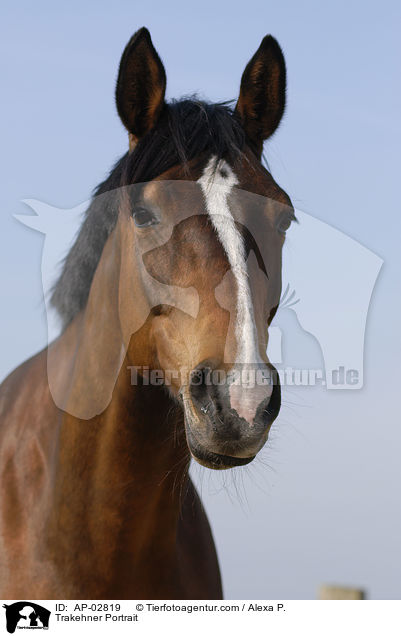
[0,348,62,597]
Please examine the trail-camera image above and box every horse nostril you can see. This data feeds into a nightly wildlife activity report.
[190,365,212,386]
[254,377,281,427]
[189,359,225,418]
[189,364,213,408]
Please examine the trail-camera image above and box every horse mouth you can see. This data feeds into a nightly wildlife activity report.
[180,377,277,470]
[181,385,271,470]
[189,443,255,470]
[183,416,256,470]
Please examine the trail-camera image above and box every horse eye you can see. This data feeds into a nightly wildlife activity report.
[132,207,159,228]
[277,213,295,235]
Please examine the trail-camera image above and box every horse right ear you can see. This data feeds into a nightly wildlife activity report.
[116,28,166,144]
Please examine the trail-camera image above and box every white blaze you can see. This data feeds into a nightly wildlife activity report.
[197,157,273,421]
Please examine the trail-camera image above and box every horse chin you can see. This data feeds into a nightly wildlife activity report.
[183,414,256,470]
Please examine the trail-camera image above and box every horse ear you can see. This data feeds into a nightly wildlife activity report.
[235,35,286,156]
[116,27,166,141]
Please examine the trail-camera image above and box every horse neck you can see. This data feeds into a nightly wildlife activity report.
[48,346,190,585]
[45,225,191,580]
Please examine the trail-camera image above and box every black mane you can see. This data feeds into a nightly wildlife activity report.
[51,99,247,327]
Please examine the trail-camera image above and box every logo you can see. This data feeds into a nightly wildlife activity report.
[2,603,50,633]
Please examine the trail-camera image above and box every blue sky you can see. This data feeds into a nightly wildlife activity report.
[1,0,400,598]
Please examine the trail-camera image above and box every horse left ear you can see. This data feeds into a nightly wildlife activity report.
[235,35,286,156]
[116,27,166,142]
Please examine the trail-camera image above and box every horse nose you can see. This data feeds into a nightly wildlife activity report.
[228,362,280,426]
[189,359,281,443]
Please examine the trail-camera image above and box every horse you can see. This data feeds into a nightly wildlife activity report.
[0,27,294,599]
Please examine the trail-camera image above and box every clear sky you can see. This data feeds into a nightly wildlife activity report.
[0,0,400,599]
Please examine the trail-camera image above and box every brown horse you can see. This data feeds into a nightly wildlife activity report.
[0,28,294,599]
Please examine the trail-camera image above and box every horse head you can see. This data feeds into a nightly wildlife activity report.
[112,29,293,468]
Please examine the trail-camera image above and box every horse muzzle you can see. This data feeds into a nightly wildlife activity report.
[181,360,281,470]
